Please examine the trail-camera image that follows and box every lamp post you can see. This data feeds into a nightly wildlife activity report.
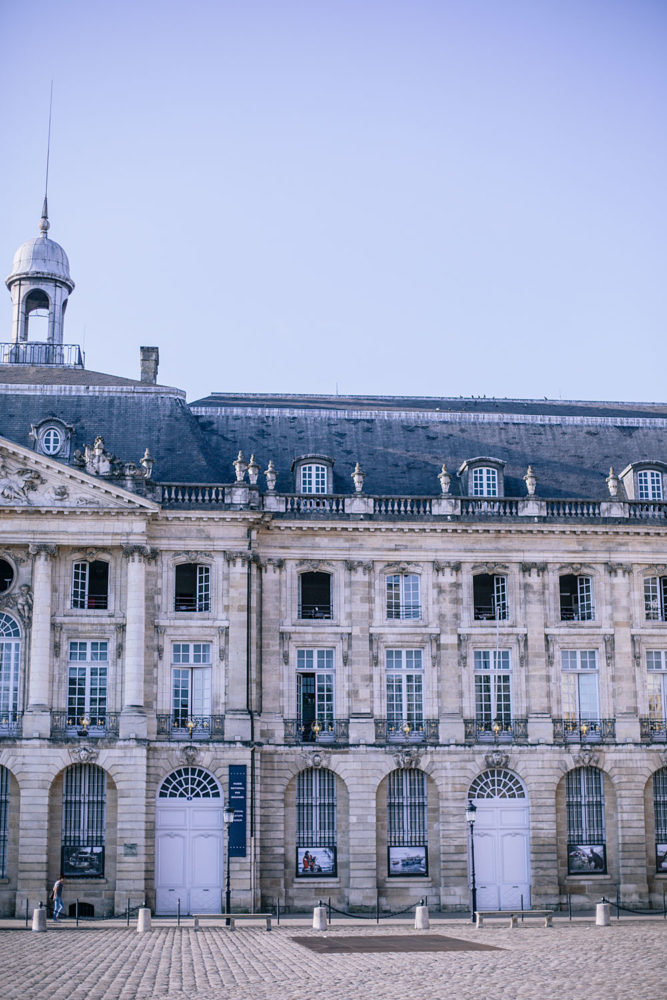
[223,804,235,925]
[466,800,477,923]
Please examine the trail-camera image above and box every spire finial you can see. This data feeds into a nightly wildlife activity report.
[40,81,53,237]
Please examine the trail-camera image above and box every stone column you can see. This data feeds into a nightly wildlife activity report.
[435,562,463,743]
[26,544,57,737]
[521,563,552,742]
[346,561,374,744]
[120,546,150,738]
[224,551,251,741]
[258,559,283,740]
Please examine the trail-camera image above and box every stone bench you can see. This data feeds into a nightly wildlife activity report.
[193,912,272,931]
[475,909,553,929]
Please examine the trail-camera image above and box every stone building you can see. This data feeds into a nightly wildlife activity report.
[0,206,666,917]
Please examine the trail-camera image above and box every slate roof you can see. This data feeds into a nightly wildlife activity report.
[190,393,667,498]
[0,370,217,483]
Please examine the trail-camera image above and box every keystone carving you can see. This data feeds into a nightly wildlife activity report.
[520,562,546,576]
[69,745,99,765]
[180,745,202,766]
[299,748,330,769]
[572,749,600,768]
[392,746,422,770]
[484,750,509,769]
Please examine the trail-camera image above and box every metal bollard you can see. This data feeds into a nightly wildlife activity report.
[76,898,79,927]
[126,898,131,928]
[313,905,327,931]
[177,897,181,927]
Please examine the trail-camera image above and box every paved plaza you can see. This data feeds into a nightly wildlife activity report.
[0,916,664,1000]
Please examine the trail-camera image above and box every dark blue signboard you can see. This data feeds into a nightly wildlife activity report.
[228,765,247,857]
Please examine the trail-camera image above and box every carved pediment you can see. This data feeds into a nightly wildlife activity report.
[0,438,158,511]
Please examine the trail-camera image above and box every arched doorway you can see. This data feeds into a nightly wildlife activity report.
[155,767,223,915]
[469,768,530,910]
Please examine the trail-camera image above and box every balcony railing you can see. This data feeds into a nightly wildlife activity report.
[174,596,210,612]
[560,606,595,622]
[374,497,433,516]
[72,594,108,610]
[473,604,508,621]
[640,718,667,742]
[285,495,347,514]
[284,719,349,744]
[156,715,225,740]
[460,499,520,517]
[374,719,439,745]
[0,341,84,368]
[298,604,333,620]
[552,718,616,743]
[51,712,120,739]
[0,712,22,738]
[464,718,528,744]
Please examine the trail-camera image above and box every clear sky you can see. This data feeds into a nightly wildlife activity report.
[1,0,665,403]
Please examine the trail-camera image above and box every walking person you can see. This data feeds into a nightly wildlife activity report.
[52,874,65,921]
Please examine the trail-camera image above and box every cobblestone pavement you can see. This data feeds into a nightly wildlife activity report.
[1,918,664,1000]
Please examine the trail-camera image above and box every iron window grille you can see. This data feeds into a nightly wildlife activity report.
[71,561,109,610]
[297,768,336,847]
[386,573,421,620]
[62,764,106,878]
[566,767,606,873]
[387,769,427,848]
[654,769,667,871]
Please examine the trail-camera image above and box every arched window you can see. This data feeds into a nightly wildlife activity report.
[159,767,220,799]
[62,764,106,878]
[387,769,428,875]
[0,766,9,878]
[296,768,337,876]
[0,613,20,736]
[469,768,525,799]
[653,769,667,873]
[565,767,606,874]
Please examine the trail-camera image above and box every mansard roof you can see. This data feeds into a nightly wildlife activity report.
[190,392,667,498]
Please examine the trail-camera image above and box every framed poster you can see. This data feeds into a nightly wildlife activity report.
[656,844,667,873]
[296,846,337,877]
[388,845,428,877]
[62,845,105,878]
[567,844,606,874]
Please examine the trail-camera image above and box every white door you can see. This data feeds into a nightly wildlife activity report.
[469,770,531,910]
[155,767,224,915]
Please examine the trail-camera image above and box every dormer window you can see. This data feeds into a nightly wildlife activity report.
[458,458,505,498]
[30,418,72,459]
[301,464,327,494]
[619,463,667,501]
[472,467,498,497]
[293,456,334,495]
[638,470,663,501]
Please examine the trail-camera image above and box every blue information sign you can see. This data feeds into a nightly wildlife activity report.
[228,765,247,857]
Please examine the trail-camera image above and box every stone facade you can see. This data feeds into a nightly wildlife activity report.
[1,214,667,916]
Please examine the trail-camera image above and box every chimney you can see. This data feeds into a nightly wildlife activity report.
[140,346,159,384]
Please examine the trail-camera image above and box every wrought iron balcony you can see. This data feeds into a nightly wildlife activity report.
[283,719,349,744]
[298,603,333,620]
[552,718,616,743]
[174,596,210,612]
[640,718,667,742]
[51,712,120,739]
[374,718,439,745]
[473,604,508,621]
[0,342,84,368]
[156,715,224,740]
[464,718,528,744]
[0,712,22,738]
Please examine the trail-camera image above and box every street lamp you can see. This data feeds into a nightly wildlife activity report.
[466,800,477,924]
[223,804,235,924]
